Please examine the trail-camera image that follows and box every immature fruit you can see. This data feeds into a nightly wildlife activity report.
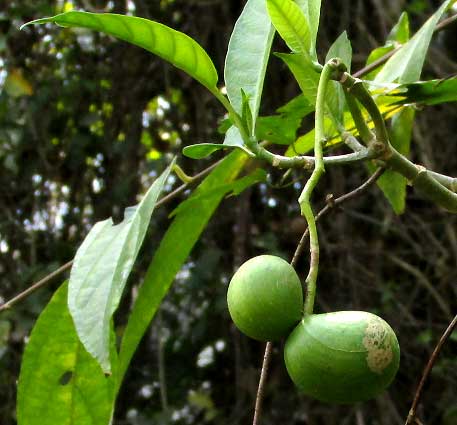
[227,255,303,341]
[284,311,400,404]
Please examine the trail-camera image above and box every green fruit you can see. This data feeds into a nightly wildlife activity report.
[227,255,303,341]
[284,311,400,404]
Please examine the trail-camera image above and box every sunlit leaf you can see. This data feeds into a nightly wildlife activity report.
[294,0,321,59]
[17,283,117,425]
[388,11,410,44]
[117,152,251,387]
[22,11,218,91]
[224,0,274,123]
[267,0,311,57]
[374,1,450,83]
[68,161,173,373]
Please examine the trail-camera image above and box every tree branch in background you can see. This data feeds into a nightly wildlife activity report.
[252,341,273,425]
[405,313,457,425]
[252,167,385,425]
[0,260,74,313]
[353,13,457,78]
[0,160,222,314]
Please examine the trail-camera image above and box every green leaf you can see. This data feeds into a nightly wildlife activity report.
[224,0,275,121]
[116,151,250,387]
[68,161,173,373]
[170,168,266,217]
[17,283,117,425]
[182,143,245,159]
[278,52,343,128]
[365,12,410,80]
[256,95,314,145]
[294,0,321,58]
[326,31,352,72]
[22,11,218,91]
[241,89,254,136]
[223,126,255,157]
[266,0,311,57]
[387,11,410,44]
[276,53,319,105]
[389,77,457,105]
[325,31,352,125]
[256,115,302,145]
[374,107,415,214]
[374,1,451,83]
[286,99,404,155]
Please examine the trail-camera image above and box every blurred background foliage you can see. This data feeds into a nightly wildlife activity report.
[0,0,456,424]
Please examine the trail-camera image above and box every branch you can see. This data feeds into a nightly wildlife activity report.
[0,261,73,313]
[0,160,221,314]
[337,72,457,213]
[299,60,340,315]
[252,167,385,425]
[252,341,273,425]
[405,313,457,425]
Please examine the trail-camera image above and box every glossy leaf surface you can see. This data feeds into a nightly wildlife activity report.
[68,161,173,373]
[22,11,218,91]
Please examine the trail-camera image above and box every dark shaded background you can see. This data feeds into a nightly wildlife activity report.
[0,0,456,424]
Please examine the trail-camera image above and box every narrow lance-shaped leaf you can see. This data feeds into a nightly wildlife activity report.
[374,0,450,84]
[266,0,311,57]
[117,151,250,387]
[68,160,174,373]
[22,11,219,91]
[224,0,275,121]
[17,283,117,425]
[224,0,275,149]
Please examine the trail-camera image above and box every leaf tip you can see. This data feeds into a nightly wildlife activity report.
[20,17,53,30]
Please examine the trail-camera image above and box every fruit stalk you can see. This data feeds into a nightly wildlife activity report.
[299,59,338,315]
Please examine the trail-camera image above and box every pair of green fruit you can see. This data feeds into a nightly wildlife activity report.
[227,255,400,404]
